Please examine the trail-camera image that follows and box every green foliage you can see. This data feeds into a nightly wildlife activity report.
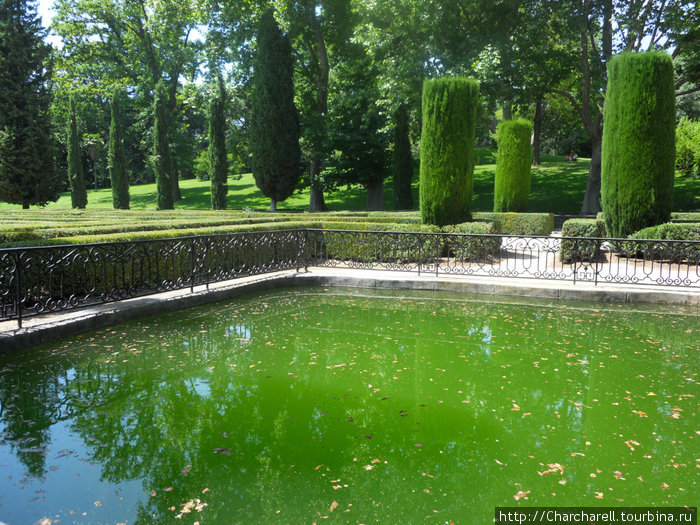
[0,0,60,208]
[442,221,502,262]
[559,218,607,263]
[249,10,302,210]
[154,82,174,210]
[209,75,228,210]
[420,77,480,226]
[109,88,129,209]
[675,118,700,177]
[472,212,554,236]
[393,105,414,210]
[67,95,88,209]
[494,119,533,212]
[626,223,700,263]
[601,52,676,238]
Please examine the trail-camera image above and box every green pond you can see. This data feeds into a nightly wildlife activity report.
[0,287,698,524]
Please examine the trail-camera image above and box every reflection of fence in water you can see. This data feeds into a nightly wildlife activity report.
[1,229,698,328]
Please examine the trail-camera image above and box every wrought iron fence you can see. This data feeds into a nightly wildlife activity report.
[1,228,698,328]
[1,229,305,328]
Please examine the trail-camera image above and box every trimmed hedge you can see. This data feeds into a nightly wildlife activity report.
[601,52,676,237]
[472,212,553,236]
[442,221,502,262]
[494,119,533,212]
[419,77,480,226]
[625,222,700,263]
[560,218,606,263]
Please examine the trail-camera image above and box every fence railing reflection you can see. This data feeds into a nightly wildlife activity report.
[1,228,698,328]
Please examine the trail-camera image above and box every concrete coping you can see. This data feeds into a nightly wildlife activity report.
[1,267,698,353]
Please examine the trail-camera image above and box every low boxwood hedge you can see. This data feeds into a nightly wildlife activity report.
[472,212,554,235]
[622,222,700,263]
[560,218,606,263]
[441,221,502,261]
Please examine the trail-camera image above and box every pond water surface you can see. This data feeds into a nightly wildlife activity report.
[0,287,697,524]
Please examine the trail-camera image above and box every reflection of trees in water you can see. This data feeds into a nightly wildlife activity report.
[0,290,696,520]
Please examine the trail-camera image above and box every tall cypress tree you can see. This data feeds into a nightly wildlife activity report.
[601,52,676,237]
[419,77,480,226]
[109,87,129,209]
[0,0,60,209]
[153,81,174,210]
[393,104,413,210]
[67,94,87,209]
[209,75,228,210]
[249,9,301,211]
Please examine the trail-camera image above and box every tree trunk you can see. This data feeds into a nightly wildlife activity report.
[309,185,327,212]
[22,201,29,209]
[502,101,513,120]
[171,171,182,202]
[270,198,277,212]
[581,134,602,214]
[366,178,384,210]
[307,8,329,213]
[532,98,544,165]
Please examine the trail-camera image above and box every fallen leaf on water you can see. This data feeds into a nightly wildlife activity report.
[214,448,232,455]
[329,501,338,512]
[415,443,423,448]
[661,482,670,490]
[594,492,604,499]
[363,465,374,471]
[513,490,531,501]
[182,465,192,475]
[632,410,647,417]
[624,440,640,451]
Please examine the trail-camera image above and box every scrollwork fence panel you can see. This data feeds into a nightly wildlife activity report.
[1,228,698,328]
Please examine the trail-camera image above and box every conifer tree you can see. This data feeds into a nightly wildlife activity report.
[393,105,413,210]
[601,52,676,237]
[67,94,87,209]
[0,0,60,208]
[249,9,301,211]
[494,119,533,212]
[209,75,228,210]
[153,81,174,210]
[419,77,479,226]
[109,87,129,209]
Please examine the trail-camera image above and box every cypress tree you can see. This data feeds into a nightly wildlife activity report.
[153,81,174,210]
[108,87,129,209]
[393,104,413,210]
[419,77,479,226]
[67,94,87,209]
[209,75,228,210]
[493,118,533,212]
[601,52,676,238]
[0,0,60,208]
[249,9,302,211]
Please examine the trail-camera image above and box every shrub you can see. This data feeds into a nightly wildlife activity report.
[315,222,441,264]
[472,212,553,236]
[419,77,480,226]
[560,218,606,263]
[441,221,501,262]
[494,119,533,212]
[624,222,700,263]
[676,118,700,177]
[601,52,676,237]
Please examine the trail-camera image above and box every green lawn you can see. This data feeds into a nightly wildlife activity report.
[2,156,697,213]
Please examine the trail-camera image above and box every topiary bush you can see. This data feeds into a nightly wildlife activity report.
[559,218,607,263]
[493,119,533,212]
[624,222,700,263]
[676,118,700,177]
[419,77,480,226]
[601,51,676,238]
[441,221,502,262]
[472,212,554,236]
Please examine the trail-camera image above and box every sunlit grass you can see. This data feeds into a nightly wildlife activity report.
[2,155,697,213]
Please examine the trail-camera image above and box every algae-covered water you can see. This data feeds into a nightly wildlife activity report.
[0,287,697,524]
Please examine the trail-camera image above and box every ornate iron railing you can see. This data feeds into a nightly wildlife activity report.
[1,228,698,328]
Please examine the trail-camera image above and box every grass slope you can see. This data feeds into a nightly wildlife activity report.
[1,155,697,213]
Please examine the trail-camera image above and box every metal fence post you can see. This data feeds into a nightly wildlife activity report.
[15,251,22,329]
